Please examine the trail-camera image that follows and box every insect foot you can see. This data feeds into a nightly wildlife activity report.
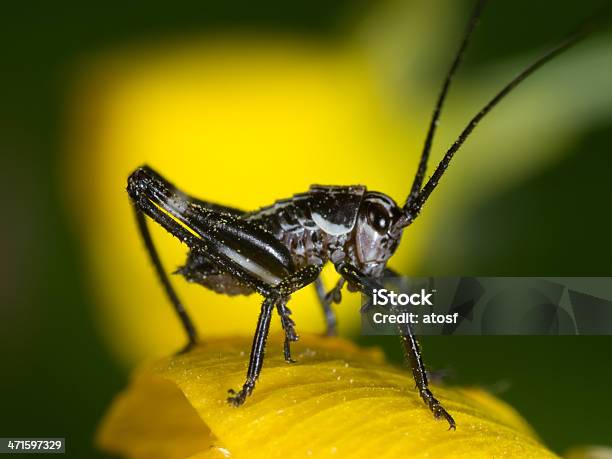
[420,388,456,430]
[227,384,253,407]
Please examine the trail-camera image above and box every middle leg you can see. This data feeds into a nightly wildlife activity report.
[276,299,297,363]
[228,264,323,406]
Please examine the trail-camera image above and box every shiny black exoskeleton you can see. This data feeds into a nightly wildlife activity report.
[126,0,586,429]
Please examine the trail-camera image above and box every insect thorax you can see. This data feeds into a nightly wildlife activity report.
[247,186,402,278]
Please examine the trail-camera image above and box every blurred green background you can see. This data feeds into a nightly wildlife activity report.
[1,0,611,457]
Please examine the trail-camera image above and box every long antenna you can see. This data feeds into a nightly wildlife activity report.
[404,30,587,224]
[404,0,486,211]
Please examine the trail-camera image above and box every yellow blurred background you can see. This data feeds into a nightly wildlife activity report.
[63,38,425,363]
[1,0,612,456]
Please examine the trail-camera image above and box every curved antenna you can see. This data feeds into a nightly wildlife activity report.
[396,29,587,230]
[404,0,487,210]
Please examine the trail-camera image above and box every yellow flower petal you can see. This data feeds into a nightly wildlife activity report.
[96,375,220,459]
[97,333,557,459]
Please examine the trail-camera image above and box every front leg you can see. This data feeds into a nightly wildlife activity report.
[398,323,456,429]
[334,259,455,429]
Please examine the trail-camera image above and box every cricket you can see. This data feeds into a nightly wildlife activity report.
[126,0,587,429]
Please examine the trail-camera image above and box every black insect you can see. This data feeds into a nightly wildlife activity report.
[126,0,586,429]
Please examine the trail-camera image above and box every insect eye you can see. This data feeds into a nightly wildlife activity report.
[366,203,390,233]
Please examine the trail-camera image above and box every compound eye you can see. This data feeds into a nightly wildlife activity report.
[366,202,391,234]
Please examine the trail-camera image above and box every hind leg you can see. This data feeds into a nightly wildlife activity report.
[132,208,198,352]
[128,167,247,352]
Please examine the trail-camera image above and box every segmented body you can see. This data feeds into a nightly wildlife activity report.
[246,186,365,268]
[177,185,398,295]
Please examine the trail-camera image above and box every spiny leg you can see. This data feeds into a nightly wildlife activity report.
[398,323,455,430]
[227,264,322,406]
[313,277,345,336]
[128,164,301,367]
[227,296,276,406]
[128,165,323,403]
[333,259,455,429]
[273,265,323,363]
[133,207,198,352]
[128,165,293,297]
[128,165,319,402]
[277,299,297,363]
